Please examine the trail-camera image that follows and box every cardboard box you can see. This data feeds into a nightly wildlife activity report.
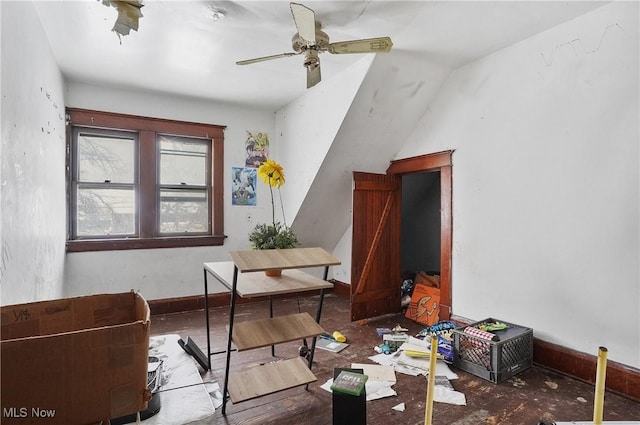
[1,291,151,425]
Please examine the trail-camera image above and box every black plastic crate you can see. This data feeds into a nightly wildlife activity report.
[452,318,533,383]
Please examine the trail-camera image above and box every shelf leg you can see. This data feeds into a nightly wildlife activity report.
[306,266,330,370]
[221,265,239,415]
[270,295,275,357]
[307,287,326,370]
[203,268,211,371]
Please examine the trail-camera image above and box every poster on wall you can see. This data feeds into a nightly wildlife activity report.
[245,131,269,168]
[232,167,256,206]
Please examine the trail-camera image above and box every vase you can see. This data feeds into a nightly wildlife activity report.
[264,269,282,277]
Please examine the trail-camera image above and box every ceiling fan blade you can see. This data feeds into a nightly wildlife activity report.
[306,62,321,88]
[236,52,299,65]
[290,2,316,45]
[328,37,393,54]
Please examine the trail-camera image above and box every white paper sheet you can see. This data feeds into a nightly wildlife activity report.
[143,334,215,425]
[368,353,458,380]
[350,363,396,383]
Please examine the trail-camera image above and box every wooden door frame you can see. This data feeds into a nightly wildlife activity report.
[386,150,453,320]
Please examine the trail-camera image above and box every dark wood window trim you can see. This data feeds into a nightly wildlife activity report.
[66,108,226,252]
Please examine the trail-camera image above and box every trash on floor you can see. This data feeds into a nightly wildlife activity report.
[316,333,349,353]
[383,333,409,352]
[404,334,453,363]
[320,363,397,401]
[415,321,458,363]
[392,402,405,412]
[404,275,441,326]
[374,323,411,355]
[332,330,347,342]
[432,376,466,406]
[367,350,465,405]
[204,382,224,410]
[369,351,458,380]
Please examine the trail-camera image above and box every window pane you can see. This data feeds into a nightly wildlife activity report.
[160,136,207,185]
[76,187,135,236]
[159,189,208,233]
[78,133,135,183]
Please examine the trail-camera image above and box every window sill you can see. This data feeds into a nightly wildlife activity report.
[66,235,227,252]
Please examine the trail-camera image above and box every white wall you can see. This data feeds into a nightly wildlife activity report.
[276,56,373,228]
[286,51,451,252]
[63,83,277,299]
[0,1,67,305]
[396,2,639,367]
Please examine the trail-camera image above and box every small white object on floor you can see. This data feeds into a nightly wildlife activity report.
[392,402,405,412]
[204,382,224,409]
[144,334,215,424]
[431,375,466,406]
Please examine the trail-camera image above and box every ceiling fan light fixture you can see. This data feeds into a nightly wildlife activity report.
[303,50,319,68]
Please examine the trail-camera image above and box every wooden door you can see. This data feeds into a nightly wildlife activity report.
[350,172,402,321]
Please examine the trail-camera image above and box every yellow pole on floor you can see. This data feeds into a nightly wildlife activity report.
[593,346,608,425]
[424,335,438,425]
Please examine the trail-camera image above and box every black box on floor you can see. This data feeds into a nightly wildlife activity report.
[333,368,366,425]
[452,317,533,384]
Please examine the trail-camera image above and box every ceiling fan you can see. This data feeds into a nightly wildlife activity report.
[236,2,393,88]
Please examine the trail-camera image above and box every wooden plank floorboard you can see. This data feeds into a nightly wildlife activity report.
[150,294,640,425]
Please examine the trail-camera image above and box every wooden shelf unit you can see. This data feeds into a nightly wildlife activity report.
[202,247,341,415]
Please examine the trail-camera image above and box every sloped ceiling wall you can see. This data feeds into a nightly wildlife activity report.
[275,55,374,225]
[277,50,451,250]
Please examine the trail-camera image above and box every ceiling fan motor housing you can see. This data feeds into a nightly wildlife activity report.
[291,30,330,53]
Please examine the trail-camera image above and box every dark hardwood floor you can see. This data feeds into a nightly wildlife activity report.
[150,293,640,425]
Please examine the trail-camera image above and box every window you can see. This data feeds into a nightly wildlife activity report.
[66,108,226,252]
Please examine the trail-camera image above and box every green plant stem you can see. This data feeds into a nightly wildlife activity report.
[278,188,287,226]
[269,176,275,227]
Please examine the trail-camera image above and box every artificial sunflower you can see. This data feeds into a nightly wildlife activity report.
[249,158,298,250]
[258,159,285,188]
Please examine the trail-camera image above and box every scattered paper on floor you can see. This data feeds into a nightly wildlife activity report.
[369,353,458,380]
[351,363,396,383]
[433,376,466,405]
[205,382,223,409]
[392,402,405,411]
[433,384,466,405]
